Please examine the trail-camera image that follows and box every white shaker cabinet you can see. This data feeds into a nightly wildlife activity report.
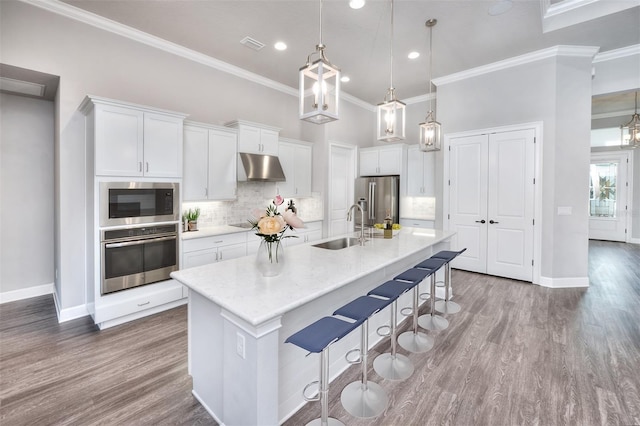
[359,144,404,176]
[183,123,237,201]
[226,120,280,155]
[406,144,436,196]
[82,97,186,178]
[277,139,312,198]
[182,232,247,269]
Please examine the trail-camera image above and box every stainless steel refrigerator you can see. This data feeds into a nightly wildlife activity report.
[354,175,400,229]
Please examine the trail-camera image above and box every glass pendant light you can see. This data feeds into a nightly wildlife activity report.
[377,0,405,142]
[621,91,640,148]
[299,0,340,124]
[419,19,441,152]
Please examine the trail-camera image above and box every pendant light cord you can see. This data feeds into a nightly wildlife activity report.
[319,0,323,46]
[390,0,394,92]
[428,23,433,112]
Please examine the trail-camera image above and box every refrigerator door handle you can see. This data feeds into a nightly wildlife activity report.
[369,181,376,220]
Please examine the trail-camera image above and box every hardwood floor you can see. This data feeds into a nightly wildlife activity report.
[1,240,638,425]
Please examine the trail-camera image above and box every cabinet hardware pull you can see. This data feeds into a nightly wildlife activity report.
[145,162,149,173]
[138,301,150,306]
[138,162,142,172]
[475,220,486,224]
[489,220,499,224]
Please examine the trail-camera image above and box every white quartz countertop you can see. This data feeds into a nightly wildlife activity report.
[171,227,454,327]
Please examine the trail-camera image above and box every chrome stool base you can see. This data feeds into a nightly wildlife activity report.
[435,300,461,314]
[418,314,449,331]
[397,330,434,353]
[340,381,389,418]
[373,353,414,381]
[307,418,345,426]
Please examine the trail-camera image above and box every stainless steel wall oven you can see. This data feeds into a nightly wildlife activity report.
[101,224,178,295]
[100,182,179,227]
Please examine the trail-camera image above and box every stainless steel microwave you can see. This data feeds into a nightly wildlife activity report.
[99,182,179,227]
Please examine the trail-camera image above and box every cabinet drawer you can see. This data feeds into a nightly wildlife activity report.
[94,282,183,323]
[400,218,435,229]
[183,232,246,252]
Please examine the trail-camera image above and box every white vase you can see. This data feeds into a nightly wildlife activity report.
[256,239,285,277]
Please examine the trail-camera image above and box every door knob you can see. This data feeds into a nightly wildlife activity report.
[489,220,499,224]
[475,220,486,224]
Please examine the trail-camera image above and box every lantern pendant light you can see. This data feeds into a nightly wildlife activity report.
[621,91,640,148]
[299,0,340,124]
[419,19,441,152]
[377,0,406,142]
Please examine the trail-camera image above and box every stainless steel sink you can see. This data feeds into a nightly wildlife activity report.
[312,237,362,250]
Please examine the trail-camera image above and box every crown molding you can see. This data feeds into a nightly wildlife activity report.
[541,0,640,33]
[403,93,436,106]
[19,0,375,110]
[433,45,600,86]
[593,44,640,63]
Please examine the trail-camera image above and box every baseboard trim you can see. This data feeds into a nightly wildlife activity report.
[539,276,589,288]
[628,237,640,244]
[0,283,53,304]
[52,288,89,323]
[191,390,225,426]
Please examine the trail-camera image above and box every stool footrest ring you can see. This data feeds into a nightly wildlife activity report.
[419,292,431,301]
[400,307,413,317]
[376,325,391,337]
[302,380,320,402]
[345,348,362,365]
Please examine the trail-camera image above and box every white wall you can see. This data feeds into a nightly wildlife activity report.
[0,1,375,312]
[0,93,55,296]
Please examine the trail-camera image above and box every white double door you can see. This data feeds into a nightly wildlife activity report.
[449,129,535,282]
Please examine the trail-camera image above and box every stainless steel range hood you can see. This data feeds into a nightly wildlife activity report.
[237,152,286,182]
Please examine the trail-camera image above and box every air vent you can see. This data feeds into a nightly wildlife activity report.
[240,36,265,51]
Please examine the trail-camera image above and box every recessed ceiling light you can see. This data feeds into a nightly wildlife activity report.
[341,76,351,83]
[274,41,287,51]
[408,51,420,59]
[488,0,513,16]
[349,0,365,9]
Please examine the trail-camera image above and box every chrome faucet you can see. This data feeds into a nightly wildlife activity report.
[347,203,366,245]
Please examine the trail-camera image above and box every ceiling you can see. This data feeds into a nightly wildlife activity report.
[57,0,639,108]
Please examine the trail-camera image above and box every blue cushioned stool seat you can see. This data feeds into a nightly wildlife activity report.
[415,257,447,271]
[285,316,363,353]
[394,268,431,283]
[432,248,467,261]
[367,280,414,300]
[334,296,392,320]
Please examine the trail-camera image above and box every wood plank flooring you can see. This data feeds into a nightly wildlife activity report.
[1,240,639,425]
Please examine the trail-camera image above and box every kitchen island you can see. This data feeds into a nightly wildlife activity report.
[171,227,454,425]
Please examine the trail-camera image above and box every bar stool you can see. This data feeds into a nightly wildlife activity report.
[333,296,392,418]
[394,268,435,353]
[415,257,449,332]
[367,279,416,381]
[285,316,364,426]
[432,248,467,314]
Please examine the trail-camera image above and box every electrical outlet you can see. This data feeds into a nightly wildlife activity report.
[236,332,245,359]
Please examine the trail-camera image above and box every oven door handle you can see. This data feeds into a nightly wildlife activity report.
[105,235,176,248]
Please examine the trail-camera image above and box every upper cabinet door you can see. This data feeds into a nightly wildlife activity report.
[183,125,209,201]
[237,125,261,153]
[143,112,183,178]
[207,129,237,200]
[259,129,279,156]
[277,140,312,198]
[95,104,144,176]
[229,121,280,155]
[406,144,435,196]
[359,149,380,176]
[377,145,402,175]
[359,145,403,176]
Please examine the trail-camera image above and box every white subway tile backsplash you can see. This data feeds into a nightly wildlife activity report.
[183,182,323,227]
